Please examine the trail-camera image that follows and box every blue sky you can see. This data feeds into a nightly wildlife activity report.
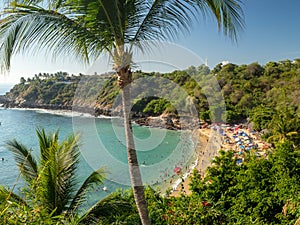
[1,0,300,84]
[178,0,300,66]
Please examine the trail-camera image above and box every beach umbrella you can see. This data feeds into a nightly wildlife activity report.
[174,166,182,175]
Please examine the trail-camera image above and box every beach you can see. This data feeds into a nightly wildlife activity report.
[169,124,270,197]
[1,107,271,197]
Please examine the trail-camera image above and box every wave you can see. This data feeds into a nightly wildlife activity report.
[5,107,109,119]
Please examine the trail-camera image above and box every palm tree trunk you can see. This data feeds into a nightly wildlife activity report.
[119,68,151,225]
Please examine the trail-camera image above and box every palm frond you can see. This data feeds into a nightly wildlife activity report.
[0,2,110,72]
[68,167,106,214]
[0,186,26,206]
[38,132,81,215]
[6,139,38,183]
[36,128,58,164]
[205,0,244,40]
[129,0,244,49]
[82,191,132,222]
[37,144,59,213]
[54,133,81,213]
[129,0,191,50]
[1,0,244,73]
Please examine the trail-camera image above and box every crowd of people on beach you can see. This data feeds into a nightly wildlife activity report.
[169,123,273,195]
[142,131,196,189]
[218,124,271,164]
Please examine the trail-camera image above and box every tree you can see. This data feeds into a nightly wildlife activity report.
[0,1,244,224]
[245,62,264,78]
[19,77,26,84]
[267,107,300,144]
[250,106,274,131]
[188,143,300,224]
[0,129,110,223]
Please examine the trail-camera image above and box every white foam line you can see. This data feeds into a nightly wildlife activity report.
[6,107,115,119]
[171,156,198,191]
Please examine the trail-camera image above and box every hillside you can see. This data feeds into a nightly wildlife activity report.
[3,59,300,132]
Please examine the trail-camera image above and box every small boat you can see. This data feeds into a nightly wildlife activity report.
[102,186,107,191]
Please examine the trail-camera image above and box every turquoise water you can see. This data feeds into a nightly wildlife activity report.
[0,108,195,204]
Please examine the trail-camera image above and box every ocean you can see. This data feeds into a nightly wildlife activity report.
[0,107,196,205]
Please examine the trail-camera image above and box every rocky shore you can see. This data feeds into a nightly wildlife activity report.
[1,95,202,130]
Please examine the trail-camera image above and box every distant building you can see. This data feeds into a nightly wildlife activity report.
[221,61,230,67]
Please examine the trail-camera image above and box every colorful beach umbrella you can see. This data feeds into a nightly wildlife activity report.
[174,166,182,175]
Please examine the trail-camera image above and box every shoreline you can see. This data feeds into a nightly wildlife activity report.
[1,104,200,131]
[168,125,271,197]
[0,107,121,119]
[1,106,218,196]
[168,128,222,196]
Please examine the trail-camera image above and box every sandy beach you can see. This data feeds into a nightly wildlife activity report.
[169,125,270,197]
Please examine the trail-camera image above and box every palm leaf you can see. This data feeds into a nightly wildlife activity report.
[130,0,194,44]
[130,0,244,50]
[0,2,109,72]
[37,144,59,213]
[36,128,59,164]
[205,0,244,40]
[6,139,38,183]
[81,191,132,223]
[38,132,81,215]
[0,186,27,206]
[54,134,81,213]
[68,167,106,214]
[1,0,244,73]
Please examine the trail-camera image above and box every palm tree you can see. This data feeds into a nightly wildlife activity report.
[0,1,244,224]
[267,108,300,144]
[0,129,108,223]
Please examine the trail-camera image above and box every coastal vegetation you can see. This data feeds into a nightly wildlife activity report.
[3,59,300,141]
[0,0,244,223]
[1,136,299,224]
[1,0,299,224]
[93,142,300,224]
[1,60,299,223]
[0,129,118,224]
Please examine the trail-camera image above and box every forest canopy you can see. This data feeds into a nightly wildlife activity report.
[4,59,300,130]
